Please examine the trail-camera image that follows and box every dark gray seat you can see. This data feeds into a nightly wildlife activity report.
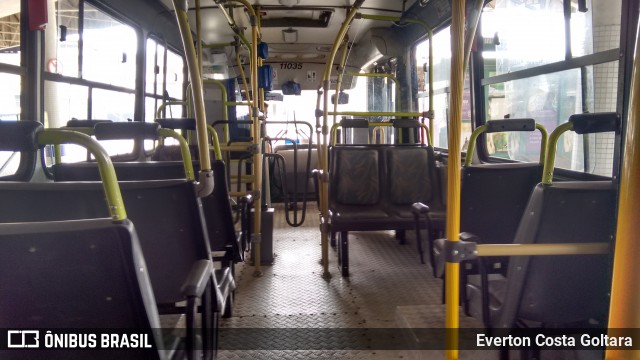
[53,161,189,181]
[429,163,542,280]
[0,180,235,319]
[0,120,43,181]
[0,218,191,360]
[466,181,615,329]
[328,145,443,276]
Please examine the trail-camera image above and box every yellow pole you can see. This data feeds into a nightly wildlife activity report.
[319,2,363,278]
[203,79,230,142]
[172,0,212,176]
[226,0,264,276]
[445,0,465,358]
[195,0,202,73]
[333,40,350,125]
[606,20,640,359]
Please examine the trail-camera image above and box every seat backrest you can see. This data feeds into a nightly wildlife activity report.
[0,120,43,181]
[329,146,383,206]
[0,180,211,306]
[460,163,542,245]
[0,218,165,359]
[385,146,441,207]
[201,160,240,256]
[52,161,188,181]
[493,181,616,327]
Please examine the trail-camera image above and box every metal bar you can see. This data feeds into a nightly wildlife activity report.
[464,123,548,167]
[606,15,640,357]
[158,128,195,181]
[463,124,487,167]
[203,79,230,142]
[327,111,424,117]
[203,42,234,48]
[236,47,252,123]
[542,122,574,184]
[476,243,609,257]
[481,49,620,86]
[43,72,136,94]
[156,100,187,119]
[330,121,430,146]
[37,129,126,221]
[0,62,21,75]
[333,40,350,124]
[319,2,363,278]
[172,0,214,195]
[445,0,465,358]
[228,0,263,276]
[196,0,202,73]
[205,124,223,161]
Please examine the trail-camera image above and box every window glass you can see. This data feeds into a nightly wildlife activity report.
[0,1,20,66]
[0,151,20,177]
[481,0,566,76]
[0,73,20,120]
[44,81,88,128]
[481,0,620,176]
[83,4,137,88]
[50,0,80,77]
[92,88,134,121]
[146,38,165,96]
[484,63,615,175]
[166,49,184,100]
[92,89,135,157]
[415,26,472,150]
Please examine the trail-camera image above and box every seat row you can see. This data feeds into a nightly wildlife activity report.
[0,119,251,359]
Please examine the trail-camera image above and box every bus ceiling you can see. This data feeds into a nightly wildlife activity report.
[155,0,455,58]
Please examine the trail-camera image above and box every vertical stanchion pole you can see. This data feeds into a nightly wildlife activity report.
[445,0,465,358]
[318,3,362,278]
[250,9,263,277]
[606,20,640,360]
[172,0,213,198]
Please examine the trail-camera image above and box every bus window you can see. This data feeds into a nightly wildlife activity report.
[82,3,137,89]
[145,38,184,122]
[51,0,79,78]
[480,0,619,176]
[263,74,367,142]
[0,1,20,121]
[0,1,20,67]
[415,26,473,151]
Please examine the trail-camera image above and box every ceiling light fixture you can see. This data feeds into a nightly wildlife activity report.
[282,28,298,43]
[279,0,300,6]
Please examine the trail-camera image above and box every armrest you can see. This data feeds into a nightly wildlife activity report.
[180,260,213,298]
[411,202,430,217]
[239,193,254,206]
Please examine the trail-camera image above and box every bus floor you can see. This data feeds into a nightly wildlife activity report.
[215,204,585,360]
